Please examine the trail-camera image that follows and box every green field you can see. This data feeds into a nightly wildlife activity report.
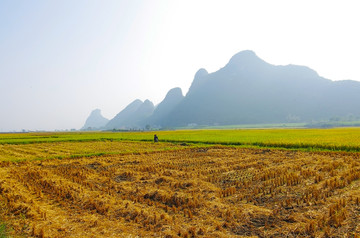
[1,127,360,152]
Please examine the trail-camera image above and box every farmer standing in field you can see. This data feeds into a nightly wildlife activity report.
[154,134,158,142]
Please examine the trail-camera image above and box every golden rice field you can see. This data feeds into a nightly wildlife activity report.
[2,127,360,152]
[0,141,187,162]
[1,142,360,237]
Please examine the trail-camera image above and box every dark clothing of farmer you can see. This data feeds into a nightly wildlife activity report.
[154,134,158,142]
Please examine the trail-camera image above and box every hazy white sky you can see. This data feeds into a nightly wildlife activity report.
[1,0,359,131]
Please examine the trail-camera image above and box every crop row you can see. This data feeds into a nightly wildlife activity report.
[0,146,360,237]
[0,141,185,162]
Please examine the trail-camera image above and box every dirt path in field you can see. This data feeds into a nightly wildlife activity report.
[1,146,360,237]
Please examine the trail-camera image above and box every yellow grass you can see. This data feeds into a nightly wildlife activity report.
[0,141,186,162]
[1,144,360,237]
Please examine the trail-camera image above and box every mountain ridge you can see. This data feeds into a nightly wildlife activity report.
[82,109,109,130]
[82,50,360,130]
[105,99,155,130]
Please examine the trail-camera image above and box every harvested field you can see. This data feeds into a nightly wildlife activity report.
[0,141,187,162]
[1,145,360,237]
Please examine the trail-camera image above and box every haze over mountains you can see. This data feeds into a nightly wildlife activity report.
[83,50,360,130]
[82,109,109,130]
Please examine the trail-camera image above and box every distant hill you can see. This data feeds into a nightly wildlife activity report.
[81,109,109,130]
[83,50,360,130]
[146,87,184,127]
[104,99,154,130]
[163,50,360,127]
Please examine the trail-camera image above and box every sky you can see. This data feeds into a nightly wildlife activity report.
[1,0,360,132]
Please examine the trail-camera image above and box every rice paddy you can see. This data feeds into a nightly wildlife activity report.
[0,129,360,237]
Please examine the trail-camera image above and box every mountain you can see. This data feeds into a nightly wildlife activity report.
[105,99,154,129]
[163,50,360,126]
[82,109,109,130]
[146,87,184,127]
[132,99,155,127]
[83,50,360,130]
[105,99,143,129]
